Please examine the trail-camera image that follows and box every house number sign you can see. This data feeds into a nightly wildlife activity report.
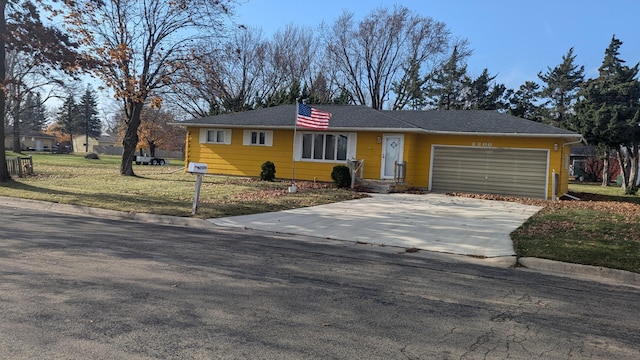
[471,142,493,147]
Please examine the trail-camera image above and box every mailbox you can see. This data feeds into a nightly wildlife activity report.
[188,162,208,174]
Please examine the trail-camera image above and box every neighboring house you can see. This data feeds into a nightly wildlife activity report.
[4,131,57,152]
[72,132,119,153]
[569,145,598,181]
[179,105,583,199]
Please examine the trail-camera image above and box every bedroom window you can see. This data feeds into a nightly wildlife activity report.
[243,130,273,146]
[208,130,226,143]
[199,129,231,144]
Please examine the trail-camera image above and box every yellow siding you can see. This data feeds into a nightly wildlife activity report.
[186,128,355,182]
[353,132,383,180]
[185,126,571,199]
[186,128,292,178]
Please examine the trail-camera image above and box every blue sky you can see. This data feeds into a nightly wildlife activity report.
[235,0,640,90]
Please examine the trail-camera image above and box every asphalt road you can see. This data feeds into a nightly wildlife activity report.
[0,206,639,359]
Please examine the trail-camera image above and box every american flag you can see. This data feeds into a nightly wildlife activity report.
[296,103,331,130]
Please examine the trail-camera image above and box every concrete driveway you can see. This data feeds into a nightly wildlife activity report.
[210,193,542,258]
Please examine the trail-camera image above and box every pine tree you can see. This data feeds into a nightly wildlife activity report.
[425,46,470,110]
[507,81,544,122]
[392,59,428,110]
[54,95,82,152]
[538,48,585,127]
[21,92,48,132]
[466,68,508,110]
[573,36,640,193]
[78,87,101,152]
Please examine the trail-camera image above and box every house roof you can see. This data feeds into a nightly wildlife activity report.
[571,145,598,157]
[4,130,56,139]
[179,104,582,139]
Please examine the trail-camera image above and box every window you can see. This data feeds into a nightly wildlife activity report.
[200,129,231,144]
[208,130,225,143]
[243,130,273,146]
[299,132,352,162]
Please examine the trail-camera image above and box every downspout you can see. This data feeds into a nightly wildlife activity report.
[561,137,586,200]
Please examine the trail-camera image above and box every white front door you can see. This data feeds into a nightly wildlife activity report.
[381,134,404,179]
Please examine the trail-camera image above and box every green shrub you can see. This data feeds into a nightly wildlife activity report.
[260,161,276,181]
[331,165,351,188]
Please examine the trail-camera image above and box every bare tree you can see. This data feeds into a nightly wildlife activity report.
[171,26,268,116]
[263,24,318,99]
[66,0,234,176]
[325,5,452,109]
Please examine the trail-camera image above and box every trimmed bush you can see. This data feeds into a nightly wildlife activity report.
[331,165,351,188]
[260,161,276,181]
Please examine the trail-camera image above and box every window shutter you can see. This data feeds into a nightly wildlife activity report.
[224,130,232,144]
[243,130,251,145]
[347,133,357,159]
[199,128,208,143]
[265,131,273,147]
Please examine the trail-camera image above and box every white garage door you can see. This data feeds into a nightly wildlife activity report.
[430,146,548,198]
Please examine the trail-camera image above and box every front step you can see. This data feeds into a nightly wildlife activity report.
[355,179,407,194]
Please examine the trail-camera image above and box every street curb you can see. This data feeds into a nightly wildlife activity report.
[2,196,639,288]
[518,257,640,288]
[0,196,214,230]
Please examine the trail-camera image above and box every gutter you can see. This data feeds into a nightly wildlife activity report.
[562,136,586,148]
[170,123,583,139]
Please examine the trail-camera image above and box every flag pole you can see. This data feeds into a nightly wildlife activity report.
[289,100,299,193]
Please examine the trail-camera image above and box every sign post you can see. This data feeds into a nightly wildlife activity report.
[188,162,209,215]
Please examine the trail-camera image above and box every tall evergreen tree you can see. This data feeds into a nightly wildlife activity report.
[507,81,545,122]
[78,87,102,152]
[466,68,508,110]
[392,59,428,110]
[54,95,82,152]
[331,85,353,105]
[573,36,640,192]
[20,92,48,132]
[538,48,585,127]
[425,46,470,110]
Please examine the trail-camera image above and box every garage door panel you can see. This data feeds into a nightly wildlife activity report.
[431,146,548,198]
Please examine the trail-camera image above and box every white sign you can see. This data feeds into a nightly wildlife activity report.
[188,162,208,174]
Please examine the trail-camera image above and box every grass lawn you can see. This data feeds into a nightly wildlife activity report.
[511,183,640,273]
[0,152,364,218]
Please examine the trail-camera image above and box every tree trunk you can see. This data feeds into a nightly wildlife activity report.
[12,101,21,152]
[616,148,629,191]
[601,150,610,186]
[0,0,11,182]
[120,102,143,176]
[619,143,639,195]
[148,141,156,158]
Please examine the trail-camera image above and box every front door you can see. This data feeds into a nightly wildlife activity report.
[381,134,404,179]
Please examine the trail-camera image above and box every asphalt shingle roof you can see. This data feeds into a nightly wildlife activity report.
[180,104,581,137]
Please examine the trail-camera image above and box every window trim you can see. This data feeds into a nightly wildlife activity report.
[243,130,273,147]
[200,128,231,144]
